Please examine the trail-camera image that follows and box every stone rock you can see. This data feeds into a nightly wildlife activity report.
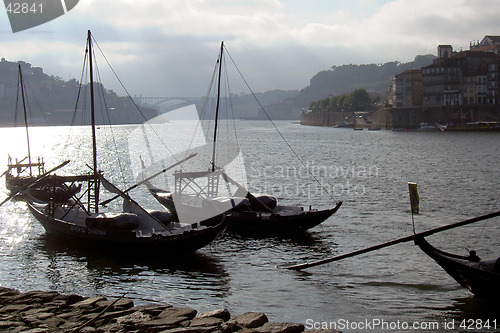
[0,303,32,313]
[140,315,190,329]
[71,296,107,309]
[158,307,198,320]
[228,312,269,329]
[44,299,68,309]
[189,316,224,327]
[79,327,97,333]
[158,327,215,333]
[221,321,242,333]
[0,289,308,333]
[8,290,58,304]
[24,306,59,316]
[115,310,153,329]
[133,303,173,316]
[196,308,231,321]
[37,316,65,329]
[54,293,84,305]
[96,297,134,311]
[14,329,50,333]
[256,322,305,333]
[95,321,123,332]
[95,308,136,324]
[0,320,26,329]
[233,328,259,333]
[0,286,20,299]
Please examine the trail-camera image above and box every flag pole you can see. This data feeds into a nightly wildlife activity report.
[408,182,419,235]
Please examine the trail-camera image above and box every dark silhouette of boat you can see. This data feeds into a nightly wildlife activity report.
[3,65,80,203]
[415,236,500,298]
[24,31,227,253]
[145,41,342,236]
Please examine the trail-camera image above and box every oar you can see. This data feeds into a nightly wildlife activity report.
[100,153,197,206]
[285,209,500,270]
[0,169,10,179]
[0,160,71,207]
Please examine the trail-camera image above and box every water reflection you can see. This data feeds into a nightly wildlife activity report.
[34,235,231,305]
[446,296,499,321]
[214,230,338,268]
[1,124,500,329]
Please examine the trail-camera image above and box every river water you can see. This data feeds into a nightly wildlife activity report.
[1,121,499,332]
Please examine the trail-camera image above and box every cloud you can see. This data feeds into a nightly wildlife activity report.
[2,0,499,96]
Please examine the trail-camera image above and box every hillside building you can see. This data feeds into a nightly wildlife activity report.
[390,35,500,108]
[393,69,422,107]
[470,35,500,55]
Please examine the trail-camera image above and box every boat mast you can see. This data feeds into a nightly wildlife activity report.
[87,30,99,213]
[211,41,224,172]
[18,64,32,176]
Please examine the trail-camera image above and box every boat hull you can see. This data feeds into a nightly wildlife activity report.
[27,202,227,253]
[223,202,342,235]
[151,187,343,236]
[415,236,500,298]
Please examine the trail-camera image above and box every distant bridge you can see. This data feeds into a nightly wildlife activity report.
[133,96,202,107]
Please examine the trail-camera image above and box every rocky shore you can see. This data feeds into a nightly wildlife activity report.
[0,287,340,333]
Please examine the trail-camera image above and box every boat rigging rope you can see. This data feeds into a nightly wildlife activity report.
[90,37,180,169]
[185,53,219,168]
[91,49,128,185]
[223,46,340,203]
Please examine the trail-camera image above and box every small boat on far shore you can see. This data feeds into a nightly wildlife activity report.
[417,123,437,131]
[436,120,500,132]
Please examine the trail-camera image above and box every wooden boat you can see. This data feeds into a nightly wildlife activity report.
[26,176,227,253]
[409,184,500,298]
[24,31,227,253]
[436,111,500,132]
[417,122,437,131]
[286,183,500,281]
[437,121,500,132]
[147,176,341,235]
[145,41,342,236]
[3,65,80,203]
[414,236,500,298]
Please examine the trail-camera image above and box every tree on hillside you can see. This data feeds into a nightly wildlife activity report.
[295,54,435,108]
[308,89,375,113]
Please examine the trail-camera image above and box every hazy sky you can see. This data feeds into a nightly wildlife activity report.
[1,0,499,97]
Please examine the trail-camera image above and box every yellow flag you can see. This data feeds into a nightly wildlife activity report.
[408,182,419,214]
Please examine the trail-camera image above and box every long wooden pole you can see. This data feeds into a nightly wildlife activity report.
[88,30,99,213]
[285,210,500,270]
[88,30,97,181]
[18,64,32,176]
[211,41,224,172]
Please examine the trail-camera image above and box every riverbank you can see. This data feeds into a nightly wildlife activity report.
[0,287,340,333]
[300,105,500,129]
